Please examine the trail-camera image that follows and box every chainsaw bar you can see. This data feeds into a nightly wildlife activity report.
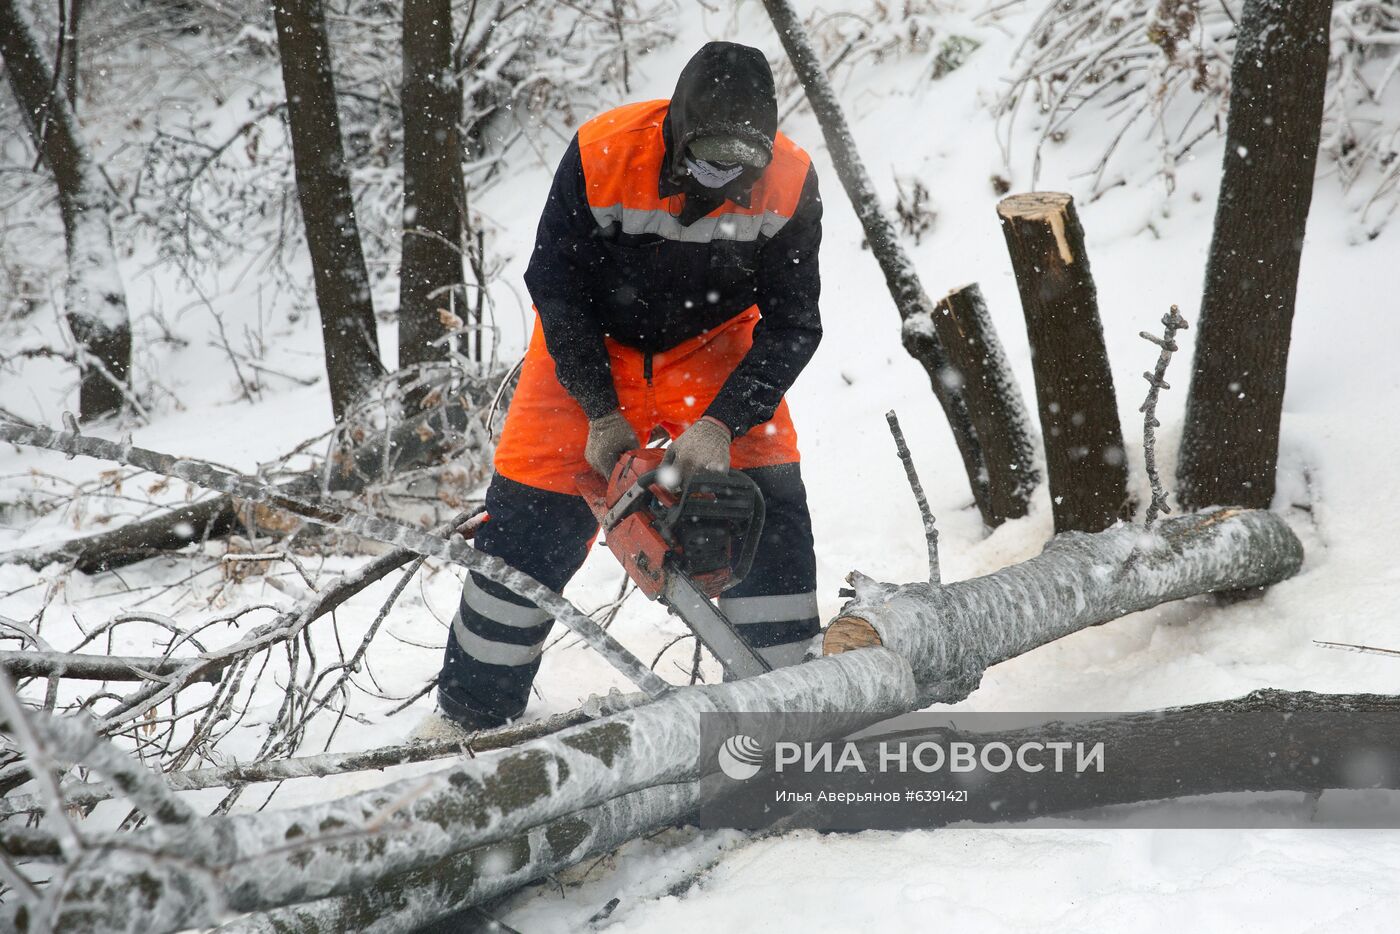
[661,572,772,680]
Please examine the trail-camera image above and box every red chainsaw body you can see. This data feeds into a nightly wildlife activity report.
[576,449,735,600]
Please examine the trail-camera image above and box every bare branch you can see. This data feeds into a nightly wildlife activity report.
[0,650,228,683]
[884,410,939,585]
[0,420,668,698]
[0,706,592,818]
[1137,305,1189,527]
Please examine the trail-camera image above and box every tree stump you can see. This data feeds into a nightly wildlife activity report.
[928,283,1039,524]
[997,192,1129,533]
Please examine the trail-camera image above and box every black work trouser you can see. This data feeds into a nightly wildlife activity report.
[438,464,819,722]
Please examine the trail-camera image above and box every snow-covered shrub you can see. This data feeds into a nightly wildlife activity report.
[997,0,1400,232]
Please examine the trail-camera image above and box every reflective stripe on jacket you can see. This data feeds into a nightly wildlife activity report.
[523,99,823,437]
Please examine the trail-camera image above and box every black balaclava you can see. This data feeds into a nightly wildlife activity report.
[662,41,778,224]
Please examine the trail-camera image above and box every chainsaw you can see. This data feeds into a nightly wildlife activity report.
[576,448,773,680]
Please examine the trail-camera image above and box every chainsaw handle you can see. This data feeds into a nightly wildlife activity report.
[729,475,765,589]
[604,459,766,590]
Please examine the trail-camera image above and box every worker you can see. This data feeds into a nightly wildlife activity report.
[434,41,824,730]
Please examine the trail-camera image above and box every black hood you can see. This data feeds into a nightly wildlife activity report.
[661,41,778,223]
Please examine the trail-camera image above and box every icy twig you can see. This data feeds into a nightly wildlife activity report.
[0,421,667,698]
[1138,305,1189,527]
[885,410,940,585]
[0,669,83,861]
[1314,640,1400,659]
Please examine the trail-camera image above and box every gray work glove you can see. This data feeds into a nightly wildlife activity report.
[585,410,640,478]
[663,416,732,487]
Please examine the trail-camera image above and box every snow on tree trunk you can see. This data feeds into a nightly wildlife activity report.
[273,0,386,422]
[398,0,464,372]
[0,0,133,420]
[213,777,725,934]
[1178,0,1333,510]
[824,508,1304,705]
[918,283,1040,525]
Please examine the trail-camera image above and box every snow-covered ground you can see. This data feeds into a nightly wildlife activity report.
[3,0,1400,930]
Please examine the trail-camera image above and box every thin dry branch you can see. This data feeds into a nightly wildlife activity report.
[884,410,939,584]
[0,650,229,683]
[1138,305,1189,526]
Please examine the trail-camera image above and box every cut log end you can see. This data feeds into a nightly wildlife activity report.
[995,191,1073,220]
[997,191,1076,266]
[822,617,883,655]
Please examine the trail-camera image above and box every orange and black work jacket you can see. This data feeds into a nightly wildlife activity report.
[523,100,823,438]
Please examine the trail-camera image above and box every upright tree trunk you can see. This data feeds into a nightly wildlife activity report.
[399,0,464,372]
[59,0,81,107]
[273,0,385,422]
[998,192,1130,534]
[1,0,132,420]
[1177,0,1333,510]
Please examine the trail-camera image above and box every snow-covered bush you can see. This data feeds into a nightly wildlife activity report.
[997,0,1400,233]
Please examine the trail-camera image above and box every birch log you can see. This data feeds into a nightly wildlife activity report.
[213,777,724,934]
[210,689,1381,934]
[824,507,1304,704]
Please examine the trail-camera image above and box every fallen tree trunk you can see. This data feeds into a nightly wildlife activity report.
[1,493,239,573]
[17,650,915,932]
[6,500,1305,931]
[836,688,1400,828]
[213,777,724,934]
[219,688,1390,934]
[823,507,1303,704]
